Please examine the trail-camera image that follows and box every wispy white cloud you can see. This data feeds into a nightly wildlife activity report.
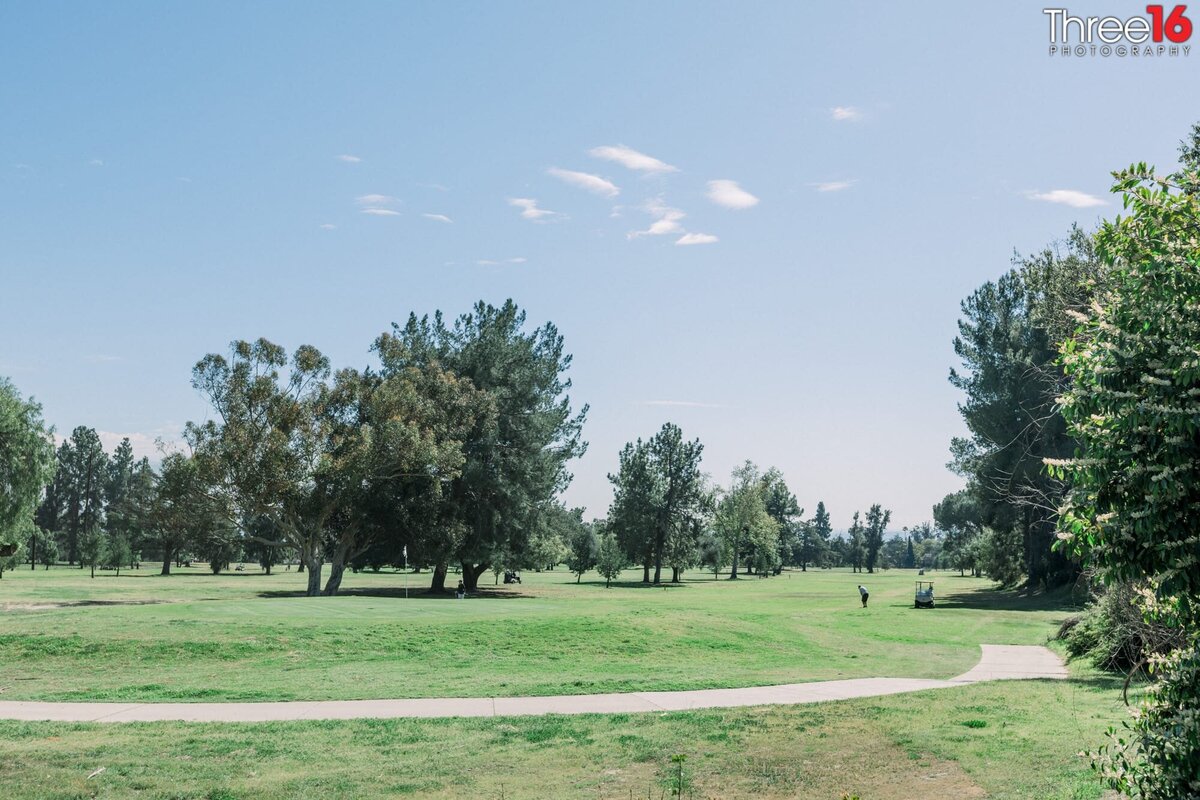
[588,145,678,174]
[356,193,398,206]
[706,179,759,209]
[476,257,527,266]
[547,167,619,197]
[319,223,337,230]
[831,106,861,121]
[1025,189,1106,208]
[641,400,724,408]
[676,232,719,246]
[336,154,362,163]
[89,158,104,167]
[508,197,559,221]
[811,180,856,193]
[421,213,453,223]
[358,193,401,216]
[629,198,686,238]
[87,354,121,363]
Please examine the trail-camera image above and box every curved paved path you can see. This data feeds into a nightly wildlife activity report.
[0,645,1065,723]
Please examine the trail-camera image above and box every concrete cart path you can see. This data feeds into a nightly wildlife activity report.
[0,644,1066,723]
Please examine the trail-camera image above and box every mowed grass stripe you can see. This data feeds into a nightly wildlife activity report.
[0,565,1077,702]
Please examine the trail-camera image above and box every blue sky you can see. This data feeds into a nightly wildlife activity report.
[2,1,1196,529]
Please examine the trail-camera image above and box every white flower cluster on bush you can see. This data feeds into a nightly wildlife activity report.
[1096,644,1200,800]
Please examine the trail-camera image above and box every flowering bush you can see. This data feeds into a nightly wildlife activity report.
[1096,645,1200,800]
[1051,163,1200,796]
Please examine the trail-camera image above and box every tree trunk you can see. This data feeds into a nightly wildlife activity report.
[430,562,448,592]
[297,560,305,573]
[160,545,173,575]
[652,528,664,585]
[323,558,345,596]
[461,562,489,591]
[305,559,323,596]
[642,561,650,583]
[299,541,324,596]
[671,566,680,583]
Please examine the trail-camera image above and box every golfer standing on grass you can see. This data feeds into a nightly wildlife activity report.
[858,584,869,608]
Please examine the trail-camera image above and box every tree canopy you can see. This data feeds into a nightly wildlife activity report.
[607,422,707,584]
[0,378,55,544]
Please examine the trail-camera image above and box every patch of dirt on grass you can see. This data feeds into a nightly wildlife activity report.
[1,599,166,612]
[686,710,987,799]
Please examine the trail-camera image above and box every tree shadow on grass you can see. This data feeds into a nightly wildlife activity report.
[932,586,1083,613]
[575,579,693,590]
[254,586,538,600]
[1061,673,1129,692]
[144,570,285,578]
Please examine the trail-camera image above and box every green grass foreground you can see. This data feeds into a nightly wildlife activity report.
[0,674,1124,799]
[0,564,1128,798]
[1,565,1078,702]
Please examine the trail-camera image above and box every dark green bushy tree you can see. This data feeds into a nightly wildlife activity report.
[189,338,478,595]
[762,470,801,573]
[796,501,832,572]
[376,301,586,592]
[714,462,779,579]
[1053,148,1200,797]
[934,489,984,576]
[595,531,625,588]
[0,378,56,555]
[847,512,866,573]
[949,227,1106,588]
[863,504,891,574]
[565,517,599,582]
[607,423,706,584]
[78,524,106,578]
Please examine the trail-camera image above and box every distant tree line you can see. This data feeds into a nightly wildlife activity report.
[2,298,909,593]
[597,422,896,584]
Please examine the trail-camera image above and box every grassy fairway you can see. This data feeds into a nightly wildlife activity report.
[1,564,1077,701]
[0,672,1125,799]
[0,563,1126,798]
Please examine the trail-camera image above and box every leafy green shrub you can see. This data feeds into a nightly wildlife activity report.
[1095,644,1200,799]
[979,526,1024,587]
[1060,582,1188,672]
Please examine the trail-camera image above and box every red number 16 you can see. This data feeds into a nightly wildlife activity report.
[1147,5,1193,42]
